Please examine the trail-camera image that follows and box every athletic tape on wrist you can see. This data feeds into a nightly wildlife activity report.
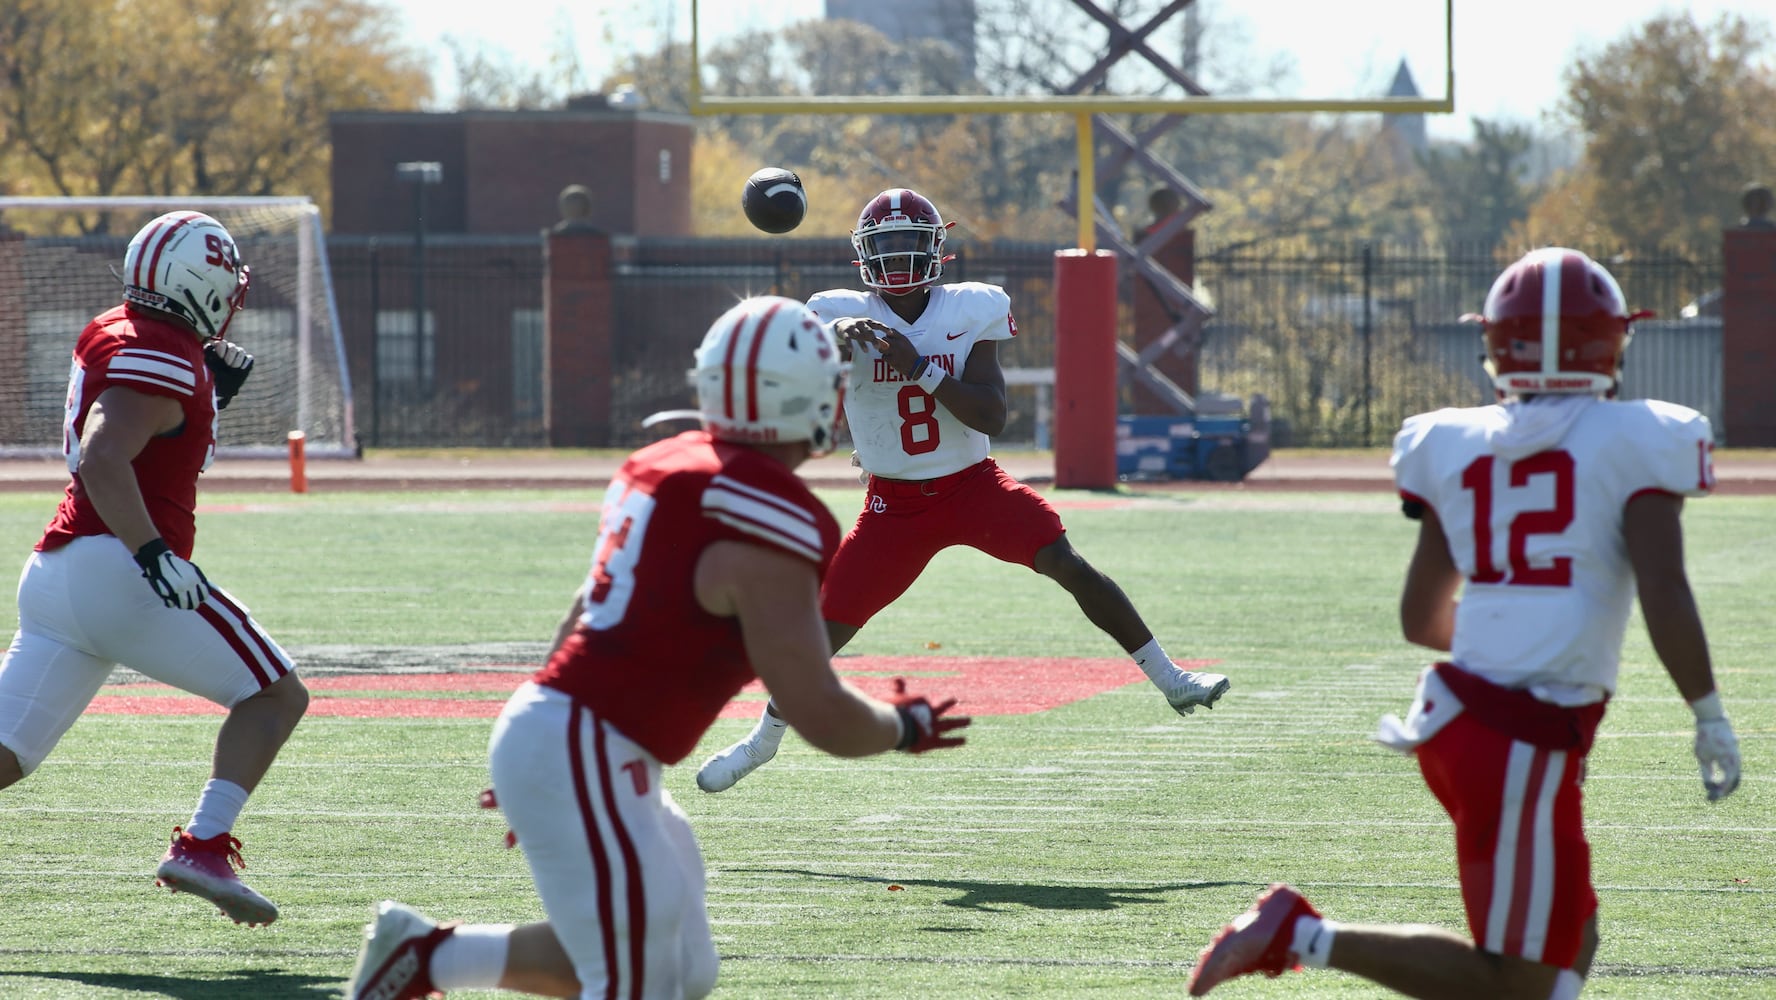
[1689,690,1726,721]
[915,359,946,394]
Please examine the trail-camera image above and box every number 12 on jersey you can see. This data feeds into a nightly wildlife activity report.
[1460,450,1575,587]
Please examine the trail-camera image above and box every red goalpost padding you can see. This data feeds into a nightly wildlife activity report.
[1053,249,1119,489]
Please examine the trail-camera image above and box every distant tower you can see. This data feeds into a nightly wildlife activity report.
[1381,60,1428,155]
[825,0,977,79]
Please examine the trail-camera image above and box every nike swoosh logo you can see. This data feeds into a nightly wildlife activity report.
[945,331,967,340]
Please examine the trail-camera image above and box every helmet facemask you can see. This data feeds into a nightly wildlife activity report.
[854,222,945,294]
[850,189,955,295]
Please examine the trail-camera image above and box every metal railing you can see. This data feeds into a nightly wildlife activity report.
[317,238,1726,448]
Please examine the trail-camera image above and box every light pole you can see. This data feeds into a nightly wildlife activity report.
[395,161,442,398]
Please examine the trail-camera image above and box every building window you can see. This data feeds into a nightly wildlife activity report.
[376,309,435,387]
[512,308,544,422]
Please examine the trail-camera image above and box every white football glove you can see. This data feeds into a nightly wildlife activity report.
[1690,692,1741,802]
[132,538,211,610]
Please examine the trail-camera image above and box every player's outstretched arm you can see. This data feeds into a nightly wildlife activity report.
[696,540,968,757]
[1399,506,1461,652]
[1624,491,1740,800]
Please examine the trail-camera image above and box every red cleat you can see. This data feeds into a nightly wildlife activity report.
[154,826,278,926]
[1188,883,1320,996]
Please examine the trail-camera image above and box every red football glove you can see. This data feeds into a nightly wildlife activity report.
[889,677,970,753]
[479,788,517,849]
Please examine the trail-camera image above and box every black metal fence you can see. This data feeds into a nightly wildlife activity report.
[1191,241,1722,446]
[331,237,1723,448]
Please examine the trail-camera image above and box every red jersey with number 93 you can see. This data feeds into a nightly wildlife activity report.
[1391,396,1713,698]
[38,305,216,559]
[534,431,842,764]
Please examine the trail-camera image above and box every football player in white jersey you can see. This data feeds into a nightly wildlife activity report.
[1188,248,1742,999]
[697,188,1230,793]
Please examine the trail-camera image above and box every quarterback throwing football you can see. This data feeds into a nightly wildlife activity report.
[698,188,1230,794]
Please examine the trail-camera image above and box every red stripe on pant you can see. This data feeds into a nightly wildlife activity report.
[569,703,647,1000]
[197,603,272,688]
[205,588,289,682]
[1503,745,1551,958]
[594,715,648,1000]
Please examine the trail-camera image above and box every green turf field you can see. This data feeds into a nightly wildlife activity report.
[0,487,1768,998]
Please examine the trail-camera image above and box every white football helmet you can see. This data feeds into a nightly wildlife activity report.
[121,211,250,339]
[691,296,844,453]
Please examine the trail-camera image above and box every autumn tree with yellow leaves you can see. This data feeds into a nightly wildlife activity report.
[0,0,431,227]
[1514,12,1776,252]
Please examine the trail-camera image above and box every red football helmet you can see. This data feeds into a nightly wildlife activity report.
[1474,247,1651,396]
[851,188,956,295]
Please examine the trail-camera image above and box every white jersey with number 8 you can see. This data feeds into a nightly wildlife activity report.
[809,283,1017,480]
[1391,395,1713,701]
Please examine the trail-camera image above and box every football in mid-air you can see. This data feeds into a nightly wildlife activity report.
[742,167,807,234]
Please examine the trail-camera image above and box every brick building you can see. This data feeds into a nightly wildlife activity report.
[326,99,695,446]
[329,99,694,237]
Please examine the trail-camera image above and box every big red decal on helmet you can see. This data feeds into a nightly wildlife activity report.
[742,300,779,423]
[719,313,746,421]
[143,212,201,292]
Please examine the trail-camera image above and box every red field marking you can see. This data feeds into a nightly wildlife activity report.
[82,657,1218,719]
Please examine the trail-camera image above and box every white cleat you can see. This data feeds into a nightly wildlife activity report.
[347,900,453,1000]
[1162,670,1231,717]
[695,738,776,793]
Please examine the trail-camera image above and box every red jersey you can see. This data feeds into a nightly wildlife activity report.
[38,305,216,559]
[534,431,842,764]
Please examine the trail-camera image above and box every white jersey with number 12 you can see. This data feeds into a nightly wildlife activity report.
[1391,396,1713,701]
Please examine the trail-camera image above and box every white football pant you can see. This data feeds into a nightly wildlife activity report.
[0,535,293,775]
[490,681,718,1000]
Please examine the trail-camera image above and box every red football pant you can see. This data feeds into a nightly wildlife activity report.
[820,459,1066,628]
[1417,711,1598,968]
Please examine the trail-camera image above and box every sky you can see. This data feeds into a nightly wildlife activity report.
[385,0,1761,143]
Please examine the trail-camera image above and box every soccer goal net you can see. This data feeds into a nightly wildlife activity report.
[0,196,356,458]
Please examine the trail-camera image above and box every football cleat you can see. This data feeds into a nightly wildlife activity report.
[154,825,278,926]
[347,900,457,1000]
[1187,883,1320,996]
[695,737,776,793]
[1162,669,1231,717]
